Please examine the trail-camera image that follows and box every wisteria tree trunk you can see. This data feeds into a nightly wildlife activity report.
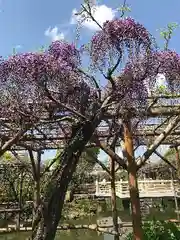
[123,120,143,240]
[31,119,101,240]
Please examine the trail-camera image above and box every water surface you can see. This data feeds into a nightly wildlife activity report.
[0,230,103,240]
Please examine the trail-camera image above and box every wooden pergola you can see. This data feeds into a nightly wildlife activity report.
[0,94,179,155]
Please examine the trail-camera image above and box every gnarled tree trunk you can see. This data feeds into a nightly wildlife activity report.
[31,120,101,240]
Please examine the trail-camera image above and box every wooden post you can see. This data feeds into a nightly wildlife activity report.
[110,156,119,240]
[32,151,41,230]
[123,120,143,240]
[175,147,180,177]
[170,168,180,220]
[17,170,23,230]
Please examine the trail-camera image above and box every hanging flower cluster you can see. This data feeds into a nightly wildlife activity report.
[89,17,180,118]
[152,50,180,91]
[123,50,180,94]
[90,17,153,71]
[0,41,81,84]
[0,40,97,123]
[48,41,81,67]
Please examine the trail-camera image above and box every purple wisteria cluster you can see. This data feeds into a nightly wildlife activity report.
[112,49,180,117]
[0,41,81,85]
[0,40,97,123]
[90,17,153,71]
[152,50,180,91]
[94,18,180,117]
[48,41,81,68]
[123,50,180,93]
[107,72,149,118]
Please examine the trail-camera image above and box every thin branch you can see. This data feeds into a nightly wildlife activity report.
[0,125,31,157]
[103,54,122,88]
[154,150,177,172]
[95,158,111,176]
[120,0,128,18]
[34,126,47,140]
[77,68,101,100]
[153,116,172,133]
[110,125,123,149]
[147,97,158,111]
[28,149,38,181]
[41,153,60,177]
[81,4,103,30]
[94,138,127,170]
[85,148,111,176]
[153,150,180,183]
[39,116,76,124]
[115,165,122,172]
[44,87,88,120]
[108,55,122,78]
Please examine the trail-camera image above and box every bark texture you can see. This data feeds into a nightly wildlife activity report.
[31,119,101,240]
[123,120,143,240]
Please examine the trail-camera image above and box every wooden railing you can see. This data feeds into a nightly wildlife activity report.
[95,179,180,198]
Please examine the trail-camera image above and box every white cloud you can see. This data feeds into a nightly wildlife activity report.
[45,26,65,41]
[70,4,116,31]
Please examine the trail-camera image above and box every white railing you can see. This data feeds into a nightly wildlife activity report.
[95,179,180,198]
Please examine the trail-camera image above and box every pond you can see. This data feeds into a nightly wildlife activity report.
[0,230,104,240]
[0,198,178,240]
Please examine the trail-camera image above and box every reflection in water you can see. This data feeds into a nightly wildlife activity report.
[0,230,103,240]
[0,199,177,240]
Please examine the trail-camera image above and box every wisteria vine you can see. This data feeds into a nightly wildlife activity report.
[0,17,179,125]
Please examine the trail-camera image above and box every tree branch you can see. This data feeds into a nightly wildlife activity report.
[105,54,122,88]
[154,150,177,172]
[77,68,101,100]
[28,149,38,181]
[95,158,111,176]
[44,88,88,120]
[81,4,103,30]
[41,153,60,177]
[0,125,31,157]
[120,0,128,18]
[94,138,127,170]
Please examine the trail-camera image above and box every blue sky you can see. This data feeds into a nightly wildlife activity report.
[1,0,180,57]
[1,0,179,161]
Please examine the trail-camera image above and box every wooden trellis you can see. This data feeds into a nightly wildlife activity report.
[0,95,179,151]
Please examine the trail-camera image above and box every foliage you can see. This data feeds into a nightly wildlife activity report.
[0,162,32,202]
[1,152,14,161]
[70,147,99,189]
[117,4,131,16]
[126,220,180,240]
[159,22,179,50]
[164,148,180,161]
